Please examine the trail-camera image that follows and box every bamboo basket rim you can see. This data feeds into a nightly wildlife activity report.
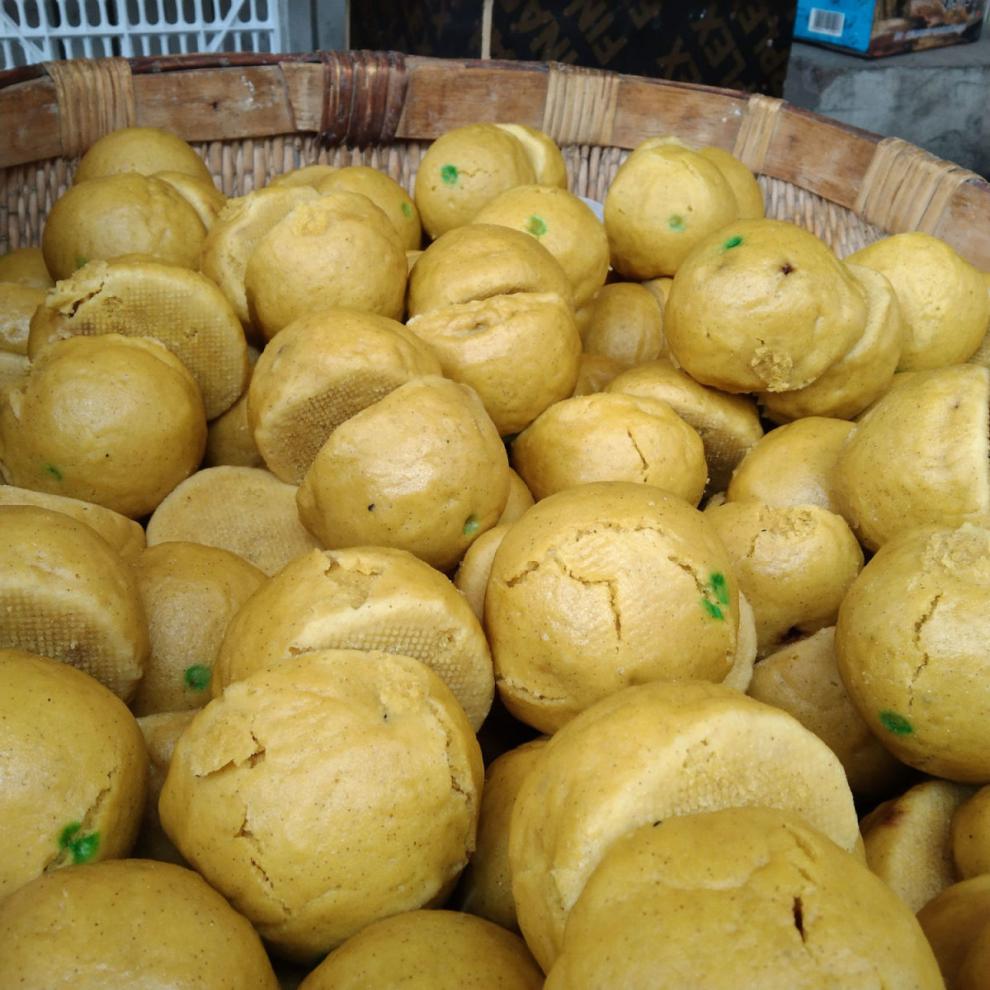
[1,50,988,269]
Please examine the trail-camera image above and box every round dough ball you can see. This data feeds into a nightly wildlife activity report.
[199,185,319,328]
[153,170,226,231]
[706,501,863,652]
[297,376,509,571]
[0,649,146,898]
[836,521,990,782]
[727,417,854,514]
[572,353,625,395]
[761,263,904,422]
[406,292,581,435]
[0,859,279,989]
[0,334,206,518]
[414,123,536,239]
[848,232,990,371]
[512,392,707,505]
[608,358,763,492]
[0,506,148,698]
[749,628,905,797]
[160,650,483,961]
[317,165,421,250]
[0,246,52,287]
[0,484,145,562]
[918,876,990,988]
[407,223,573,318]
[131,542,265,716]
[473,185,608,306]
[28,257,249,419]
[74,127,213,184]
[498,468,534,525]
[493,123,568,188]
[0,282,44,355]
[486,483,741,733]
[861,779,974,912]
[455,523,510,622]
[509,680,860,970]
[580,282,666,366]
[248,308,440,483]
[954,786,990,879]
[698,144,765,219]
[245,191,406,339]
[544,808,942,990]
[665,219,868,393]
[605,142,738,278]
[458,738,547,932]
[832,364,990,550]
[299,910,543,990]
[213,545,494,730]
[42,173,206,280]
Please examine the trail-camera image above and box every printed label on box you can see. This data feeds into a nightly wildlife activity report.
[795,0,877,51]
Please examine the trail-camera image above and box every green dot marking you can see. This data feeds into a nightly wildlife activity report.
[879,710,913,736]
[700,599,724,621]
[525,214,548,237]
[44,464,63,482]
[441,164,459,185]
[463,515,480,536]
[58,822,100,864]
[184,664,211,692]
[722,235,744,251]
[400,201,413,217]
[668,214,686,232]
[699,571,730,621]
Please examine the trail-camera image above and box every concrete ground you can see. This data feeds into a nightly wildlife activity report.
[784,31,990,178]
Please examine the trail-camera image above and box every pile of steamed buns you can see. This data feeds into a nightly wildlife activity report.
[1,119,990,988]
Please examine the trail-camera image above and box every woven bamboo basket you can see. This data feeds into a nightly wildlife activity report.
[2,50,990,271]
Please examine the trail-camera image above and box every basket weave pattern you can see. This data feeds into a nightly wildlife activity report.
[1,50,989,267]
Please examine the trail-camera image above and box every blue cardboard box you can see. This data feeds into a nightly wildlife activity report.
[794,0,985,56]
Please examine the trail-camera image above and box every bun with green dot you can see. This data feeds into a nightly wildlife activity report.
[473,184,609,306]
[297,376,509,572]
[0,649,147,899]
[485,482,746,733]
[316,165,422,250]
[129,541,265,717]
[604,140,741,279]
[665,219,870,395]
[837,521,990,782]
[414,124,537,239]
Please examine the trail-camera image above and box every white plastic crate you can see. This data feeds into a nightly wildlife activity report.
[0,0,283,69]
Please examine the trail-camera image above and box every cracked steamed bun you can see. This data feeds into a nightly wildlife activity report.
[160,649,483,962]
[544,807,943,990]
[836,521,990,782]
[485,482,742,733]
[509,680,860,970]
